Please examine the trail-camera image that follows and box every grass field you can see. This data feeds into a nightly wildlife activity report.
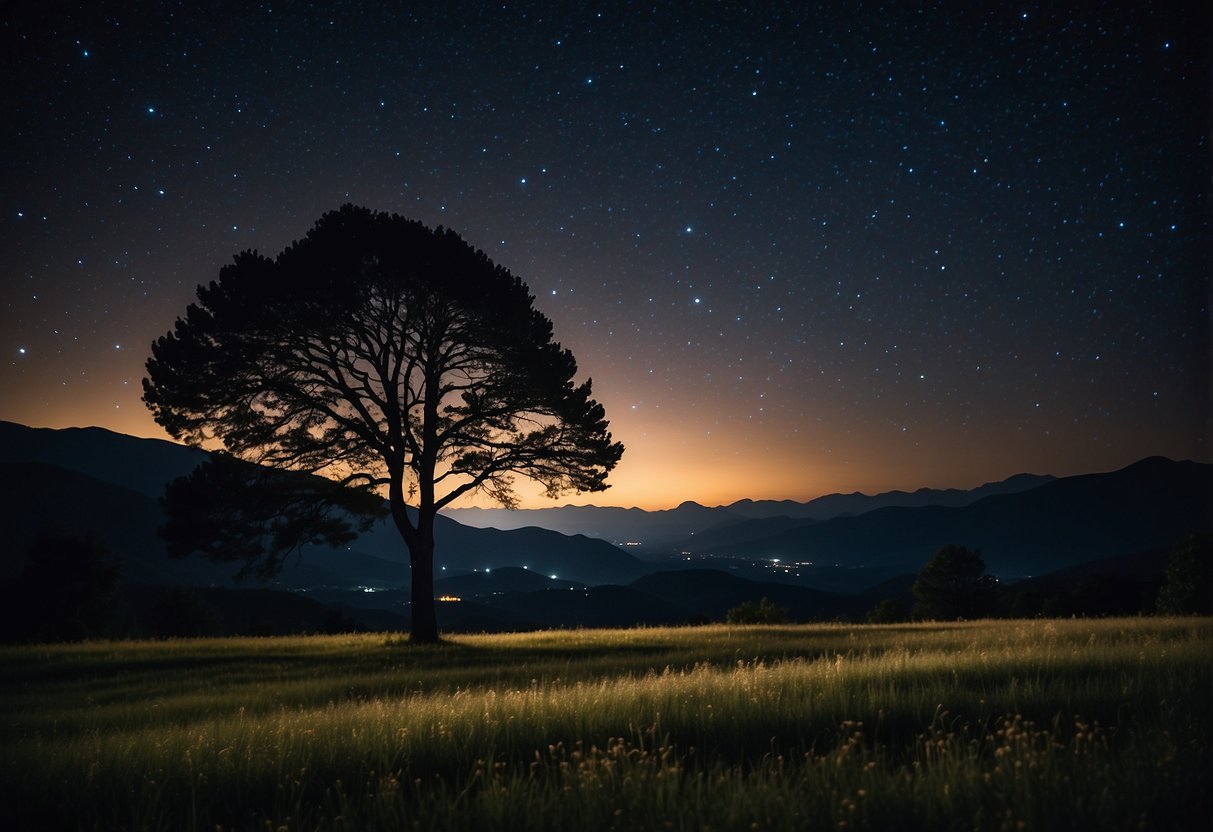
[2,618,1210,830]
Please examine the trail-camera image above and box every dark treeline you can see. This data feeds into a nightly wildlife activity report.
[1,532,1208,643]
[867,535,1211,623]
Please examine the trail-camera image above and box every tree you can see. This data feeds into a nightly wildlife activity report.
[159,453,387,582]
[1156,533,1212,615]
[726,597,789,624]
[2,532,122,642]
[911,544,997,620]
[866,598,911,624]
[144,205,623,643]
[148,586,224,637]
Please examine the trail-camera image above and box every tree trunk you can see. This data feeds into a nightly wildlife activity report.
[388,480,441,645]
[411,361,443,645]
[408,517,440,644]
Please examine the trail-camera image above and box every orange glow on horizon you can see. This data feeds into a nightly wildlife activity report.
[7,399,1203,512]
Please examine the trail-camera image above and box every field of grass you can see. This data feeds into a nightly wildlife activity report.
[2,618,1210,830]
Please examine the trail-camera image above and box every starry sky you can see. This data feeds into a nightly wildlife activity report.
[3,2,1209,510]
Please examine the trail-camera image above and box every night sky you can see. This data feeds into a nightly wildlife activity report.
[3,3,1209,509]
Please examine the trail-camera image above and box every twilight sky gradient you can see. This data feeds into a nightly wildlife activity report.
[3,3,1209,509]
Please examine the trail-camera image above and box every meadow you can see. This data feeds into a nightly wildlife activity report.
[2,618,1209,831]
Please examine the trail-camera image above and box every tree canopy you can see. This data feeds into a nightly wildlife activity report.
[1,533,122,642]
[144,205,623,642]
[725,597,789,625]
[1155,533,1212,615]
[159,454,388,582]
[911,544,997,620]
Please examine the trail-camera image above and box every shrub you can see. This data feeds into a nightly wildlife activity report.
[726,597,788,624]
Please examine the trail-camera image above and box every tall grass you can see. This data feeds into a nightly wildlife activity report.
[2,618,1209,830]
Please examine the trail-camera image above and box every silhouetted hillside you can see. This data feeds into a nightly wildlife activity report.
[684,516,818,550]
[433,566,586,597]
[0,422,203,498]
[683,457,1211,583]
[442,500,742,546]
[481,585,698,628]
[629,569,861,620]
[0,423,646,589]
[3,421,1203,631]
[120,585,381,637]
[0,461,208,584]
[755,472,1057,520]
[444,471,1057,544]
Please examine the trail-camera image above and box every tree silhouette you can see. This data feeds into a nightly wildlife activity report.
[725,597,789,624]
[866,597,911,624]
[911,544,997,620]
[159,453,387,582]
[1155,533,1212,615]
[3,532,122,642]
[144,205,623,642]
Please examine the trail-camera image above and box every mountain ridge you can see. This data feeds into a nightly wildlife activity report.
[1,421,1206,603]
[0,423,646,588]
[441,470,1060,544]
[672,456,1211,584]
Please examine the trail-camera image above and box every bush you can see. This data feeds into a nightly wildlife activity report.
[912,544,997,620]
[866,598,911,624]
[726,597,788,624]
[150,586,225,637]
[1156,533,1213,615]
[1,532,122,642]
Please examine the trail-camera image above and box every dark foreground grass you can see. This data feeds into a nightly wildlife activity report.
[1,618,1209,830]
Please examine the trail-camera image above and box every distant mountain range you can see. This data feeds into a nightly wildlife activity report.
[441,472,1057,545]
[0,422,646,589]
[1,421,1208,630]
[670,456,1210,584]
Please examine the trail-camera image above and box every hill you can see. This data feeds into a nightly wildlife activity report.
[2,420,1205,629]
[722,472,1057,520]
[0,422,204,498]
[442,472,1057,545]
[441,500,744,547]
[675,456,1211,585]
[0,422,646,589]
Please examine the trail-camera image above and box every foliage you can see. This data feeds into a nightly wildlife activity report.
[144,205,623,642]
[0,620,1209,830]
[866,597,911,623]
[159,453,387,582]
[0,532,122,642]
[147,586,225,637]
[1156,533,1213,615]
[912,544,998,620]
[725,596,789,624]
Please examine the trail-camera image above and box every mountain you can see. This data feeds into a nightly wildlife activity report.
[442,472,1057,545]
[343,516,647,585]
[684,515,819,551]
[0,460,407,589]
[0,461,192,584]
[675,457,1211,585]
[0,421,205,498]
[0,422,646,589]
[441,500,743,547]
[725,472,1057,520]
[4,421,1204,628]
[996,545,1173,618]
